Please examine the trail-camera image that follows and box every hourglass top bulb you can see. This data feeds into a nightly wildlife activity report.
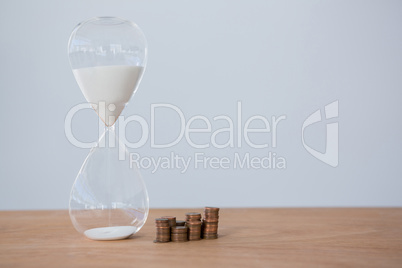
[68,17,147,126]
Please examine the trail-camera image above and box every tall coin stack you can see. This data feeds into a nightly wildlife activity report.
[202,207,219,239]
[154,218,170,243]
[171,226,188,242]
[161,216,176,241]
[185,212,202,241]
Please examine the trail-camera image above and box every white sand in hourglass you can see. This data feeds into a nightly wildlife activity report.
[84,226,137,240]
[73,65,143,126]
[72,208,147,241]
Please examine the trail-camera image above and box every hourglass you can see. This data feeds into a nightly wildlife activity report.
[68,17,149,240]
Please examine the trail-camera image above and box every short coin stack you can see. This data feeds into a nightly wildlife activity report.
[154,218,170,243]
[171,226,188,242]
[185,212,202,241]
[202,207,219,239]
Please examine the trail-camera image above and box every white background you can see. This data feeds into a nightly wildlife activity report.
[0,0,401,210]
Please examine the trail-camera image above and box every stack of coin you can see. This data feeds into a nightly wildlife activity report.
[154,218,170,243]
[185,212,202,241]
[171,226,188,242]
[202,207,219,239]
[176,220,186,226]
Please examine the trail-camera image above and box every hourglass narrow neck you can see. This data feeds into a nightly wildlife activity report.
[101,124,117,149]
[106,124,115,133]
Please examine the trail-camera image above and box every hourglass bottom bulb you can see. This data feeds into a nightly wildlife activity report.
[69,126,149,241]
[84,226,137,240]
[70,207,148,241]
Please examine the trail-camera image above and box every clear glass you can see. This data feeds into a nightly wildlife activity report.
[68,17,149,240]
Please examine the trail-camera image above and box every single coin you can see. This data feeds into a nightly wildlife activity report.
[203,235,218,239]
[203,215,219,219]
[186,212,202,220]
[171,226,188,231]
[203,219,219,223]
[186,221,202,226]
[155,218,169,222]
[186,212,202,216]
[171,227,188,234]
[155,223,170,227]
[204,207,220,211]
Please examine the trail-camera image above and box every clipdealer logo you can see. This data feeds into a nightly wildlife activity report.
[302,100,339,167]
[64,100,339,172]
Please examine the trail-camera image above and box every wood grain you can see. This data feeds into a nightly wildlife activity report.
[0,208,401,267]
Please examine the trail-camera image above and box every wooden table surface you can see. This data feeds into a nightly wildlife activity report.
[1,208,402,267]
